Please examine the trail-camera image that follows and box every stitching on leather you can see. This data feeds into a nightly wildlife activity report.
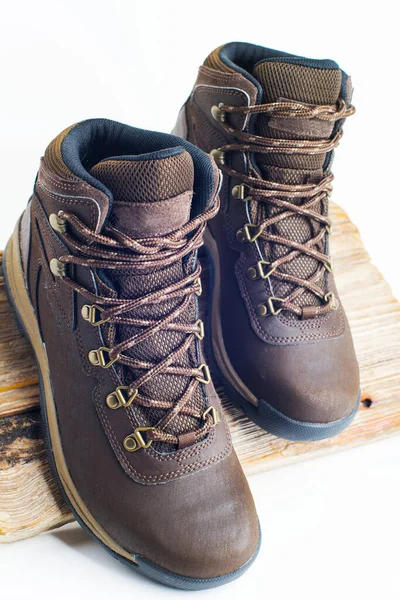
[235,259,345,343]
[40,168,101,195]
[193,87,249,131]
[231,220,343,342]
[97,389,232,483]
[41,171,89,192]
[192,87,341,341]
[279,311,330,328]
[124,391,228,464]
[75,326,102,378]
[92,370,232,483]
[36,181,97,230]
[34,195,69,252]
[218,159,345,342]
[33,210,74,329]
[176,429,214,461]
[195,87,249,100]
[199,66,246,85]
[36,163,233,483]
[191,104,226,151]
[147,418,215,463]
[79,245,233,478]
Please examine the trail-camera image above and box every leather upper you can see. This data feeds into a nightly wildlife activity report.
[19,121,259,577]
[181,61,360,423]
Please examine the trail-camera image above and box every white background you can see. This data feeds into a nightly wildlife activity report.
[0,1,399,599]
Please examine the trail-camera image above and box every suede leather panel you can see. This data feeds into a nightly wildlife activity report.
[37,158,110,232]
[195,65,258,107]
[111,190,193,237]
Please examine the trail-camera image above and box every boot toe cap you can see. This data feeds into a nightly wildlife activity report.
[134,452,260,581]
[230,328,360,437]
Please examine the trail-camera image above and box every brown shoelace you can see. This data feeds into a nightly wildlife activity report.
[214,98,355,318]
[53,196,219,448]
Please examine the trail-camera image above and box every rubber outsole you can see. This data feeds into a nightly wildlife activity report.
[204,241,360,442]
[3,235,261,590]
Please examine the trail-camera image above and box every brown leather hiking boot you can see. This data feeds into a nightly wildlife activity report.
[4,119,260,589]
[174,42,360,441]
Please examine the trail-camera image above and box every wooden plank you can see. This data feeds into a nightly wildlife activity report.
[1,201,400,543]
[0,257,39,418]
[0,411,72,542]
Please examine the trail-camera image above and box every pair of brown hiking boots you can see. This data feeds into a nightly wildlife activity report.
[4,42,359,589]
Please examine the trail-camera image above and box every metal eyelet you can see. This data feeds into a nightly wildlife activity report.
[49,213,67,233]
[237,223,261,244]
[106,386,138,410]
[194,319,205,340]
[258,261,276,279]
[195,277,202,297]
[256,303,268,317]
[268,297,284,315]
[247,266,258,280]
[123,435,139,452]
[81,304,110,326]
[256,297,284,317]
[210,149,225,166]
[324,291,338,310]
[236,229,246,243]
[232,183,252,202]
[202,406,220,426]
[88,347,120,369]
[211,103,226,123]
[123,427,156,452]
[49,258,66,277]
[247,260,276,280]
[196,364,211,385]
[244,223,262,242]
[257,260,276,279]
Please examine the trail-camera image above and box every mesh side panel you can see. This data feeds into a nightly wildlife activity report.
[263,166,322,186]
[204,46,235,73]
[90,152,194,203]
[44,124,80,180]
[249,61,341,312]
[258,152,324,170]
[110,259,206,452]
[254,62,342,104]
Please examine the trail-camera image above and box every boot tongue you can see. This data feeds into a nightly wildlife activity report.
[251,59,343,313]
[90,148,194,237]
